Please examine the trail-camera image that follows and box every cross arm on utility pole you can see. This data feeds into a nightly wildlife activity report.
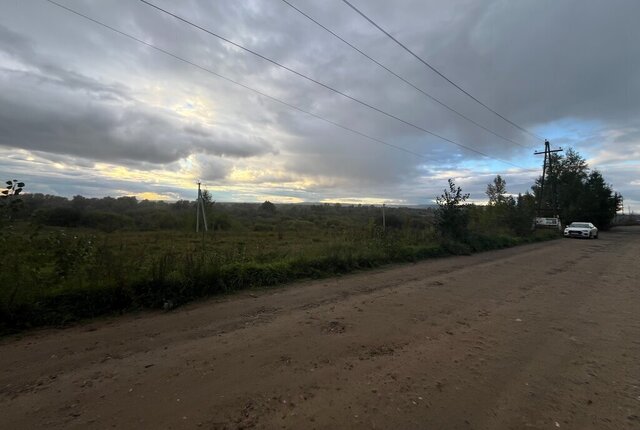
[534,150,563,155]
[534,139,563,155]
[534,149,563,155]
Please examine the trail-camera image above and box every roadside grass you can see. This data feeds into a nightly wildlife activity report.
[0,223,558,333]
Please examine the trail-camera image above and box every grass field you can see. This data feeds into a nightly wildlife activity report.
[0,203,557,333]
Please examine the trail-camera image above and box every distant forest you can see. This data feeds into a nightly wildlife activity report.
[6,192,435,233]
[0,148,625,235]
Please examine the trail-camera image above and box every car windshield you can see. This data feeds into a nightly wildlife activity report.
[570,223,590,228]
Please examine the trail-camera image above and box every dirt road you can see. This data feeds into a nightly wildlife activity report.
[1,227,639,429]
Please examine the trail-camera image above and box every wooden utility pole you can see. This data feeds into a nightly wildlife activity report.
[534,140,563,215]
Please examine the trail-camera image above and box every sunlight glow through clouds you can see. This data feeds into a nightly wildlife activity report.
[93,159,199,189]
[319,197,406,205]
[172,97,216,123]
[121,191,182,201]
[227,167,315,189]
[138,84,218,127]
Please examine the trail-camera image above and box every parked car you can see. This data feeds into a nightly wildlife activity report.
[563,222,598,239]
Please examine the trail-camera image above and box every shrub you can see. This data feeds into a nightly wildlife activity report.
[34,207,83,227]
[253,223,275,232]
[82,211,134,232]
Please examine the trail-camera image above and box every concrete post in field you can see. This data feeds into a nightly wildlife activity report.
[382,203,386,231]
[196,181,208,233]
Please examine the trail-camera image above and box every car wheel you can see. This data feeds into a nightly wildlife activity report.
[595,233,599,239]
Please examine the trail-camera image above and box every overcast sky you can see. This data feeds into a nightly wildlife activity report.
[0,0,638,209]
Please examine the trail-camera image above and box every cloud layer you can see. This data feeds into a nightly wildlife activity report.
[0,0,638,208]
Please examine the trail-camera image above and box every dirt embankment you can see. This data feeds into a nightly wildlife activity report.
[1,227,639,429]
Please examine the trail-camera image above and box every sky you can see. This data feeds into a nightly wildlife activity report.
[0,0,638,209]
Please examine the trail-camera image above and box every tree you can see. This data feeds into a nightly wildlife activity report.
[435,179,470,240]
[532,148,622,229]
[486,175,507,205]
[1,180,24,200]
[512,192,535,232]
[201,190,213,205]
[1,179,25,222]
[201,189,215,228]
[71,195,88,211]
[581,170,623,229]
[260,200,277,214]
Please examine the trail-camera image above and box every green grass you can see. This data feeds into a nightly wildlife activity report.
[0,222,558,333]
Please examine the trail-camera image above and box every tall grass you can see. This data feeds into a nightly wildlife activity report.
[0,224,558,333]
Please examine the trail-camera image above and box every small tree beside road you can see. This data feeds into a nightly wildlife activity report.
[485,175,507,206]
[436,179,470,240]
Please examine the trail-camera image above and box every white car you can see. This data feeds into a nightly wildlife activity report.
[564,222,598,239]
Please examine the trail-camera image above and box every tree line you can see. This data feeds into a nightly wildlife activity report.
[2,148,622,236]
[435,148,623,241]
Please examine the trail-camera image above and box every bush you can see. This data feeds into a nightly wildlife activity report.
[34,207,83,227]
[0,284,131,329]
[82,211,133,232]
[212,213,234,230]
[253,223,275,232]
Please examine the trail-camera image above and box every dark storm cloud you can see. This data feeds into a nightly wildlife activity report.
[0,23,275,166]
[197,155,232,182]
[183,125,275,159]
[464,0,640,126]
[0,74,272,164]
[0,24,130,102]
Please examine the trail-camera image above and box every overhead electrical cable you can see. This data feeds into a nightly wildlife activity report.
[44,0,524,169]
[341,0,544,142]
[136,0,523,166]
[279,0,529,149]
[40,0,456,163]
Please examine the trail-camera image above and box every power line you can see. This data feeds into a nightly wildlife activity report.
[137,0,523,166]
[44,0,523,169]
[279,0,529,150]
[39,0,451,163]
[341,0,544,142]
